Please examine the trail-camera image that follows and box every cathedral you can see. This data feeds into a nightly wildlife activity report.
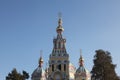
[31,17,91,80]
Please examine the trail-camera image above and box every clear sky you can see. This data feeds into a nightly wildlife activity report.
[0,0,120,80]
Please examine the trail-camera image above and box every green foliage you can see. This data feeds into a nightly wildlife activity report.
[91,49,120,80]
[6,68,29,80]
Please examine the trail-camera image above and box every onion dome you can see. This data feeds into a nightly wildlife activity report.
[75,51,91,80]
[76,54,88,74]
[31,67,46,80]
[31,52,46,80]
[39,57,44,62]
[56,18,64,33]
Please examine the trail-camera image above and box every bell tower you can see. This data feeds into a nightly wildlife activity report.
[48,16,70,80]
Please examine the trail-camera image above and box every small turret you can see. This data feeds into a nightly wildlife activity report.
[75,50,91,80]
[31,51,46,80]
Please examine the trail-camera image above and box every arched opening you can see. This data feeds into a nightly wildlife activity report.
[64,64,66,71]
[52,64,54,71]
[58,64,61,71]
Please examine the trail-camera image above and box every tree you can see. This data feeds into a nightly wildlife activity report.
[6,68,29,80]
[91,49,120,80]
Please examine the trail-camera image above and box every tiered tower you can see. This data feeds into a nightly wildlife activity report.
[48,17,71,80]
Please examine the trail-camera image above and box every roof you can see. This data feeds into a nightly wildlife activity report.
[75,66,91,80]
[31,66,46,80]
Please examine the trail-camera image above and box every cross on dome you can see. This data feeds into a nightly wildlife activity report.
[56,13,64,33]
[39,50,44,67]
[79,49,84,66]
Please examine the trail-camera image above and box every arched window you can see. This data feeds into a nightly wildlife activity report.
[58,64,61,71]
[54,43,56,49]
[59,42,61,49]
[52,64,54,71]
[64,64,66,71]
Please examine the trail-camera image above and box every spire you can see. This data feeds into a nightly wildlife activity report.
[52,14,67,54]
[79,49,84,66]
[39,50,44,67]
[56,13,64,33]
[58,13,62,26]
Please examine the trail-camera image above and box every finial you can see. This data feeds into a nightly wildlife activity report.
[56,12,64,33]
[39,50,43,67]
[58,12,62,26]
[80,49,82,58]
[58,12,62,19]
[40,50,42,58]
[80,49,83,60]
[40,50,43,61]
[79,49,84,66]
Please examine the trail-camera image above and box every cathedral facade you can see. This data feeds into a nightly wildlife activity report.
[31,17,91,80]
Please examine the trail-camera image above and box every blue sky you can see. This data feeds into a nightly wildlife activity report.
[0,0,120,79]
